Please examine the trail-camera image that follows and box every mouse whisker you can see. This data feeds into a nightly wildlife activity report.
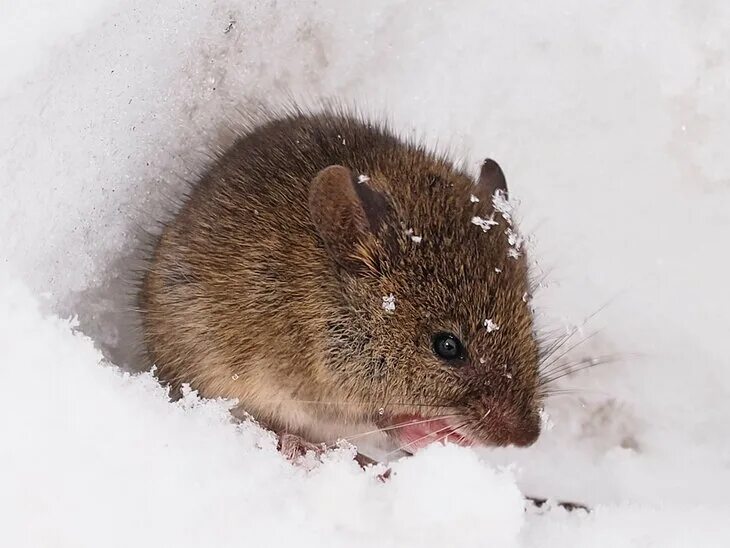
[446,421,475,443]
[537,297,616,370]
[382,420,469,460]
[545,388,576,395]
[541,352,626,378]
[434,420,471,446]
[537,386,603,399]
[539,330,601,373]
[537,387,583,397]
[537,327,576,358]
[335,414,461,444]
[540,359,609,386]
[538,354,626,386]
[269,399,457,410]
[540,355,607,380]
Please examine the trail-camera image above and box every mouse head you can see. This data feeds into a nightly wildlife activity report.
[309,157,542,451]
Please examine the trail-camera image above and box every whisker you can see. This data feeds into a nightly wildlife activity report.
[580,297,616,326]
[540,358,608,385]
[269,399,457,410]
[537,387,584,397]
[537,330,576,364]
[540,330,601,373]
[383,420,466,460]
[537,296,616,370]
[538,387,611,399]
[539,356,609,381]
[443,420,473,443]
[336,414,461,444]
[539,354,627,386]
[434,420,471,446]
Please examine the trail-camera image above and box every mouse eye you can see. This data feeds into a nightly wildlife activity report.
[432,332,466,362]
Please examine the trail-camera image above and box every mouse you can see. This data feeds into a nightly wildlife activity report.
[139,108,543,462]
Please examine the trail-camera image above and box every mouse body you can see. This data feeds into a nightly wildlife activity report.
[140,109,542,455]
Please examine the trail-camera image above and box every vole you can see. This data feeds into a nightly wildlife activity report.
[139,109,543,461]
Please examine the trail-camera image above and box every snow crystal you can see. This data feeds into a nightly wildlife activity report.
[469,194,480,203]
[405,228,423,243]
[357,174,370,183]
[506,227,524,250]
[484,318,500,333]
[505,227,525,259]
[471,214,498,232]
[539,408,555,431]
[382,293,396,313]
[492,189,513,224]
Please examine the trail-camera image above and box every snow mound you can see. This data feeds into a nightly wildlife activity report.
[0,273,527,548]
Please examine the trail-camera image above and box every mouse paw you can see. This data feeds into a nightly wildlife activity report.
[354,452,392,482]
[375,467,392,482]
[277,433,326,462]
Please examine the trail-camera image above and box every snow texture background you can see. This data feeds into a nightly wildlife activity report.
[1,1,729,546]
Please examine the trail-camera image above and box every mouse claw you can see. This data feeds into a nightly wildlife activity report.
[354,452,391,482]
[277,433,326,462]
[375,468,392,483]
[526,496,590,513]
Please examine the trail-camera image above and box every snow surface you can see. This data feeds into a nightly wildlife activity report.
[2,1,730,546]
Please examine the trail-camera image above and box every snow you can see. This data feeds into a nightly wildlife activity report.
[472,214,499,231]
[492,189,514,223]
[1,274,527,547]
[484,318,501,333]
[405,228,423,243]
[2,1,730,547]
[382,293,397,313]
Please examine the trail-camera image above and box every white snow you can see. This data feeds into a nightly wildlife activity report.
[471,214,499,232]
[405,228,423,243]
[492,189,514,223]
[2,1,730,547]
[0,274,526,548]
[382,293,397,313]
[484,318,501,333]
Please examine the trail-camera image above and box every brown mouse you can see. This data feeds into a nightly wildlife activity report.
[139,109,543,459]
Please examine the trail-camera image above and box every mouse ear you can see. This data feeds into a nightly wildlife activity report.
[309,165,388,275]
[474,158,508,203]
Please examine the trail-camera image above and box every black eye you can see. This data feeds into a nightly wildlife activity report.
[432,332,465,362]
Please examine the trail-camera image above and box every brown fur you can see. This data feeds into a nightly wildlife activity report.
[139,109,542,449]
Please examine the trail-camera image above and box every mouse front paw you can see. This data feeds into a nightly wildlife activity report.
[277,432,326,461]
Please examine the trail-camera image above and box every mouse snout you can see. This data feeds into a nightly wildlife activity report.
[504,414,540,447]
[471,396,541,447]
